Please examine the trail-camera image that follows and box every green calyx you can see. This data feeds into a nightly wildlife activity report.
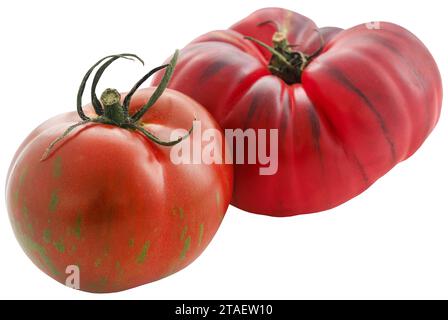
[245,26,324,84]
[42,50,192,161]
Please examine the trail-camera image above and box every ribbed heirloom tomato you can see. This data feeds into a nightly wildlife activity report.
[6,52,233,292]
[153,7,443,216]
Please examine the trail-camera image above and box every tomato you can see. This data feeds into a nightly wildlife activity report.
[6,52,233,292]
[152,8,443,216]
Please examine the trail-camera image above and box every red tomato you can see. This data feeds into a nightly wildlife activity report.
[152,8,443,216]
[6,54,233,292]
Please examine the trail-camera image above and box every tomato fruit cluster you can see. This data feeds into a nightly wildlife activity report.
[5,7,442,292]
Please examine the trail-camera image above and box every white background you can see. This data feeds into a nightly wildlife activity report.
[0,0,447,300]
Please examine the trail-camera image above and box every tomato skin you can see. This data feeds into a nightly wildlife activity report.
[152,7,442,216]
[6,88,233,293]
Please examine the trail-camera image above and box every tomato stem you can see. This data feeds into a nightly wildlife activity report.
[132,50,179,122]
[130,122,194,147]
[41,120,92,161]
[244,29,324,84]
[101,89,126,125]
[76,54,140,120]
[91,55,144,117]
[122,64,168,114]
[41,50,192,161]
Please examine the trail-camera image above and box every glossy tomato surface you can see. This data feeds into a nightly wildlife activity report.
[153,7,443,216]
[6,87,233,292]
